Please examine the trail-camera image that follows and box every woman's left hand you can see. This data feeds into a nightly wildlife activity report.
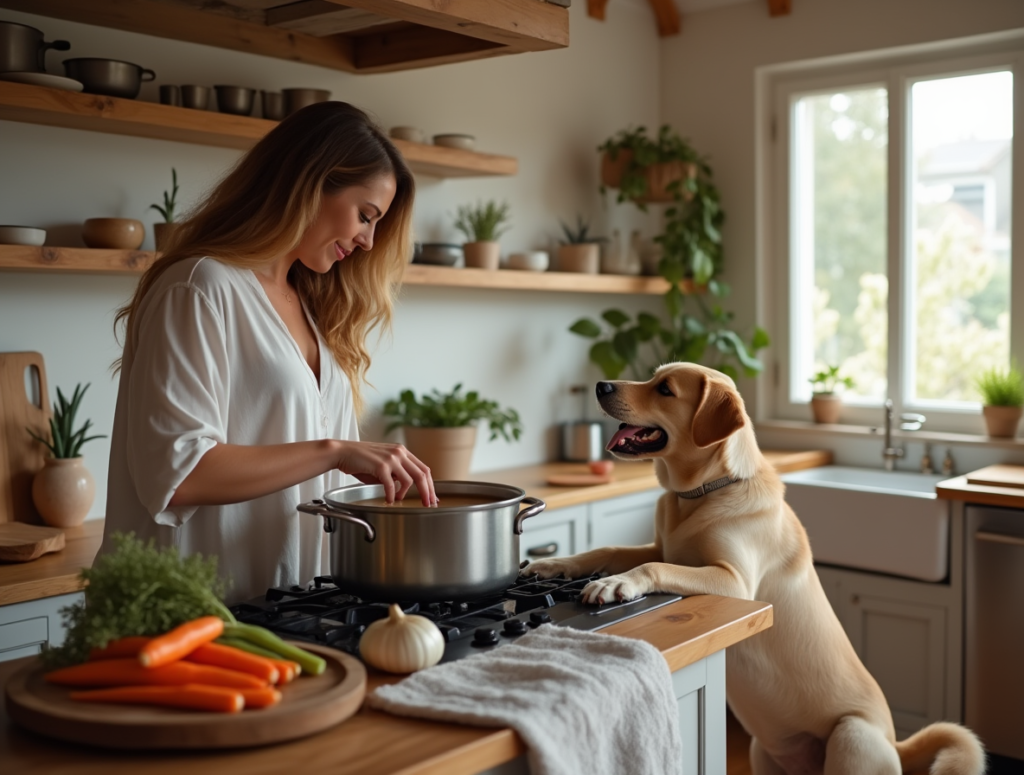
[334,440,437,506]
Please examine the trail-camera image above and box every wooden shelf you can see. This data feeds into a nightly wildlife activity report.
[0,82,517,177]
[0,246,690,295]
[0,0,569,75]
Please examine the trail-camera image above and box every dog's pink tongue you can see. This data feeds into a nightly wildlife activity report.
[607,425,644,451]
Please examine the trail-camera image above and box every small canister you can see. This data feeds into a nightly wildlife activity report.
[561,421,605,462]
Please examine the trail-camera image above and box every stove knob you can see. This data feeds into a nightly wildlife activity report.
[503,619,528,636]
[473,627,499,647]
[529,611,552,626]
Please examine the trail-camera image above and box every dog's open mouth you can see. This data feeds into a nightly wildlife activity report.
[606,423,668,456]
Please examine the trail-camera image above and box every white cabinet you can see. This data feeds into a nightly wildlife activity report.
[519,504,587,563]
[0,592,81,663]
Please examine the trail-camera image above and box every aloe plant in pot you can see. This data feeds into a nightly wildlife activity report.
[383,384,522,480]
[975,363,1024,438]
[454,200,510,270]
[556,215,605,274]
[150,167,180,252]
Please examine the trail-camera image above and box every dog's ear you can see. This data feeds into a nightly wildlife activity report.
[691,375,746,448]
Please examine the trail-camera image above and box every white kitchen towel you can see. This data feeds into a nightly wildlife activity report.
[366,625,683,775]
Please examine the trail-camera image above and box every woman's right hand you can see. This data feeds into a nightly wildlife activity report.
[333,440,437,506]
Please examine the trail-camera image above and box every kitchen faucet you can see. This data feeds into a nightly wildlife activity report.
[882,399,926,471]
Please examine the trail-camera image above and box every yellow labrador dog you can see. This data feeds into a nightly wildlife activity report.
[525,362,983,775]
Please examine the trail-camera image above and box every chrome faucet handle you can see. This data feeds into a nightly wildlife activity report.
[900,412,926,431]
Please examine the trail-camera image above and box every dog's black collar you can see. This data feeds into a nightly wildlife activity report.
[676,475,740,500]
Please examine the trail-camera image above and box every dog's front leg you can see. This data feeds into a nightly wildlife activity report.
[523,544,661,581]
[581,562,751,604]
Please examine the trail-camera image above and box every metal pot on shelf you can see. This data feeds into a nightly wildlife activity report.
[62,58,155,99]
[297,481,545,602]
[0,21,69,73]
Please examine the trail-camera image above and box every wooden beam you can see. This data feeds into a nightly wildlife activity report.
[266,1,396,36]
[767,0,791,16]
[647,0,680,36]
[351,25,505,73]
[587,0,609,21]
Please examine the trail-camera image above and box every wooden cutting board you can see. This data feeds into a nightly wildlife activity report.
[965,464,1024,490]
[4,642,367,750]
[0,352,51,525]
[0,523,65,562]
[546,473,613,487]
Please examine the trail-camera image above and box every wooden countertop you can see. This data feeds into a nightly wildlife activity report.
[937,465,1024,509]
[0,520,103,606]
[0,594,772,775]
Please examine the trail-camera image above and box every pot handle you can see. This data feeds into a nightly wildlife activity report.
[140,68,157,82]
[44,39,71,53]
[513,496,546,535]
[296,499,376,542]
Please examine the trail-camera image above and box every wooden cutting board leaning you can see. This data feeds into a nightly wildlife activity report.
[965,464,1024,490]
[0,523,65,562]
[0,351,51,525]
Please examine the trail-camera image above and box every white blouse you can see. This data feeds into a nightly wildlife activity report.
[103,256,358,605]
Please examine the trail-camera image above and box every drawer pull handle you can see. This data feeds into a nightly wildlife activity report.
[527,543,558,558]
[975,530,1024,548]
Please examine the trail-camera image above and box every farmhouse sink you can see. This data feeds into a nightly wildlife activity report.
[779,465,949,582]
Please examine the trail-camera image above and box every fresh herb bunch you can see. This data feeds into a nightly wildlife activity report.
[383,383,523,442]
[559,214,606,245]
[149,167,179,224]
[42,532,235,668]
[454,200,511,243]
[27,383,106,459]
[809,365,855,395]
[975,363,1024,407]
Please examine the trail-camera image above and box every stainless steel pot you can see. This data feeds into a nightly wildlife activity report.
[62,58,155,99]
[561,420,605,462]
[298,481,545,602]
[0,21,69,73]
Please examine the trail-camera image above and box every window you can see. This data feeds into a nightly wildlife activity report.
[762,34,1023,434]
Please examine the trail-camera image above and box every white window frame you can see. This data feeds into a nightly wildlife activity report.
[756,30,1024,436]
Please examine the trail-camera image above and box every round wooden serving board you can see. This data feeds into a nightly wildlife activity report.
[4,642,366,750]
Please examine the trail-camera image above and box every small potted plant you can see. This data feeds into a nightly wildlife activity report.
[149,168,179,252]
[808,365,854,424]
[556,215,605,274]
[383,383,522,480]
[975,363,1024,438]
[454,200,510,271]
[27,383,106,527]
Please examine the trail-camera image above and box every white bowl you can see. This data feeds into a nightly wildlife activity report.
[390,126,425,143]
[0,225,46,246]
[507,250,549,272]
[433,133,476,150]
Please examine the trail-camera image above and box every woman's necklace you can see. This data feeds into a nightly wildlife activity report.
[274,285,294,303]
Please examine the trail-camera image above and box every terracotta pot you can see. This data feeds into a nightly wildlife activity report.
[810,393,842,424]
[462,241,500,270]
[600,149,634,189]
[31,457,95,528]
[557,243,599,274]
[153,221,179,252]
[82,218,144,249]
[982,405,1023,438]
[638,160,697,204]
[401,425,478,481]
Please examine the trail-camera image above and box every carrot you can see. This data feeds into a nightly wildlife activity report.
[138,616,224,668]
[46,658,267,689]
[89,636,151,661]
[271,660,301,684]
[69,684,244,713]
[185,642,279,685]
[239,686,282,710]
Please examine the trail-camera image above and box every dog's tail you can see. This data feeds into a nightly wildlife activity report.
[895,722,985,775]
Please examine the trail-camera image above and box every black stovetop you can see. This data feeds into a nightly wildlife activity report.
[230,574,682,663]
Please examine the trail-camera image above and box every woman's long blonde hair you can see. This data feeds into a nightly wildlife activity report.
[115,101,415,416]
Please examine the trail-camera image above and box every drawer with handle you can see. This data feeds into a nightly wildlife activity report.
[520,520,574,562]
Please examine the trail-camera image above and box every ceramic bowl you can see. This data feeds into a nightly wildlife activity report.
[82,218,145,250]
[214,85,255,116]
[414,243,462,266]
[0,225,46,246]
[282,88,331,117]
[507,250,549,272]
[390,126,425,143]
[433,133,475,150]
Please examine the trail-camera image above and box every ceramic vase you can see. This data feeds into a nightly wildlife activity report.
[401,425,478,481]
[31,457,95,528]
[462,241,500,270]
[557,243,599,274]
[982,405,1022,438]
[810,394,842,424]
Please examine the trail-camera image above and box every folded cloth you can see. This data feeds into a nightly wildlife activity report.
[366,624,683,775]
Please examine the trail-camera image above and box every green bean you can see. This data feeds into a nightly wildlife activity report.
[215,636,284,661]
[222,623,327,675]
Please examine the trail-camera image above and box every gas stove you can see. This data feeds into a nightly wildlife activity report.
[230,574,682,663]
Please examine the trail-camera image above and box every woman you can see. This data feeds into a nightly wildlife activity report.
[104,101,436,604]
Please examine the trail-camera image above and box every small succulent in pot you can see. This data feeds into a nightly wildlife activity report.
[808,365,854,424]
[150,168,180,252]
[557,215,606,274]
[27,383,106,459]
[454,200,510,270]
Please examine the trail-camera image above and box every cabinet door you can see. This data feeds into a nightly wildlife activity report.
[519,504,586,563]
[0,592,82,663]
[844,593,946,737]
[589,489,660,550]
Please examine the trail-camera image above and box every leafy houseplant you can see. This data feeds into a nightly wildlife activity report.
[27,383,106,527]
[975,363,1024,438]
[808,365,855,424]
[557,215,605,274]
[150,168,180,252]
[454,200,510,270]
[383,384,522,480]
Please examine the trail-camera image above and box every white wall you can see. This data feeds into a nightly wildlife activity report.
[0,3,664,519]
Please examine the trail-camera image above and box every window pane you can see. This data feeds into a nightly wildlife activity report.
[792,88,889,401]
[910,71,1012,404]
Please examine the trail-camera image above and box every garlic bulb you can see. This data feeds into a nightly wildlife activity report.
[359,604,445,674]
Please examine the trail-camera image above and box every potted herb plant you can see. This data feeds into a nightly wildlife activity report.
[27,383,106,527]
[383,383,522,480]
[975,363,1024,438]
[808,365,855,424]
[556,215,605,274]
[454,200,510,271]
[149,167,179,252]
